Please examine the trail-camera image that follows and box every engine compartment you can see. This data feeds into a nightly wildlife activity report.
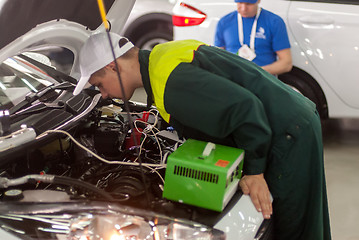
[0,98,230,226]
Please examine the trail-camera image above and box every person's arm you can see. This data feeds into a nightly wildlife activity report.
[214,18,225,49]
[261,48,292,75]
[240,174,272,219]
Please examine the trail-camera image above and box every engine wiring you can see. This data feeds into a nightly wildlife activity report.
[35,108,169,185]
[36,129,166,169]
[133,109,164,164]
[37,128,167,186]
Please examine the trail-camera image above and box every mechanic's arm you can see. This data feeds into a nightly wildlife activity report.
[164,63,273,219]
[261,48,292,75]
[240,174,272,219]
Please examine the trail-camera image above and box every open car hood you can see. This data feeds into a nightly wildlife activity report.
[0,0,135,79]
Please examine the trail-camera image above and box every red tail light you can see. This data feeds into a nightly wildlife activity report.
[172,2,207,27]
[172,15,206,26]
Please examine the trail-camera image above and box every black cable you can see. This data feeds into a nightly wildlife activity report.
[53,175,114,201]
[104,30,151,208]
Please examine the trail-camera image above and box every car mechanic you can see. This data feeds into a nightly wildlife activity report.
[73,32,331,240]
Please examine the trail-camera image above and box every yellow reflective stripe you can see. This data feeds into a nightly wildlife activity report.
[149,40,204,122]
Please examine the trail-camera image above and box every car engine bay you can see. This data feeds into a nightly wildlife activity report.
[0,87,236,223]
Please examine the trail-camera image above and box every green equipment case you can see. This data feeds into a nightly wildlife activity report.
[163,139,244,212]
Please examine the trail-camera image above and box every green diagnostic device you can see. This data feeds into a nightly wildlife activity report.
[163,139,244,212]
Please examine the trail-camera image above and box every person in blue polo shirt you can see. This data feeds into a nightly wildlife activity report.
[215,0,292,75]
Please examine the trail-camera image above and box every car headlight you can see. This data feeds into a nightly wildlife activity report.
[69,214,225,240]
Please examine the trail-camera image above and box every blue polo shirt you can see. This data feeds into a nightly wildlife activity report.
[214,9,290,67]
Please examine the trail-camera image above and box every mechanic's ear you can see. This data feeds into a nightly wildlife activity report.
[106,61,119,72]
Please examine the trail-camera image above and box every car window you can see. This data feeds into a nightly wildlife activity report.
[289,0,359,5]
[0,54,59,110]
[37,47,75,75]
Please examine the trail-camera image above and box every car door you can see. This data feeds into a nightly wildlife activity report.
[286,0,359,109]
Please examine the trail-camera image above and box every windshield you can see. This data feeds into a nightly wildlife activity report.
[0,54,59,110]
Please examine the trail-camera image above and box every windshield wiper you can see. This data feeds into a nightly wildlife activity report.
[18,53,77,85]
[9,82,74,115]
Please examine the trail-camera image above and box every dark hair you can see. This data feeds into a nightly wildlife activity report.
[119,38,129,47]
[119,38,138,59]
[92,67,106,78]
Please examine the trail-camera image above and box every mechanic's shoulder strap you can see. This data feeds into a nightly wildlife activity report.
[148,40,206,122]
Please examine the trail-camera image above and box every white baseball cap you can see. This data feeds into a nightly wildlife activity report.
[73,32,134,95]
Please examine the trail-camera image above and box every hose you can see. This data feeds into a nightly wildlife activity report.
[0,174,114,201]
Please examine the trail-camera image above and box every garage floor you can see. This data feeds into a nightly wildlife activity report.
[132,88,359,240]
[322,118,359,240]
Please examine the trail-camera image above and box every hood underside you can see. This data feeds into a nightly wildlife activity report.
[0,0,115,50]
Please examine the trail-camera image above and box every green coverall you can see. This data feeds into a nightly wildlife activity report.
[138,40,331,240]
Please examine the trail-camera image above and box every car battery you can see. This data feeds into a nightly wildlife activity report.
[163,139,244,212]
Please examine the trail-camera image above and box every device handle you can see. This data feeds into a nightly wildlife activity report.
[202,142,216,157]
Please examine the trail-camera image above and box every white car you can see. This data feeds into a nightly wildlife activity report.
[172,0,359,119]
[121,0,176,50]
[0,0,270,239]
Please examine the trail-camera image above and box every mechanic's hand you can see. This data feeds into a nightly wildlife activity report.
[239,174,272,219]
